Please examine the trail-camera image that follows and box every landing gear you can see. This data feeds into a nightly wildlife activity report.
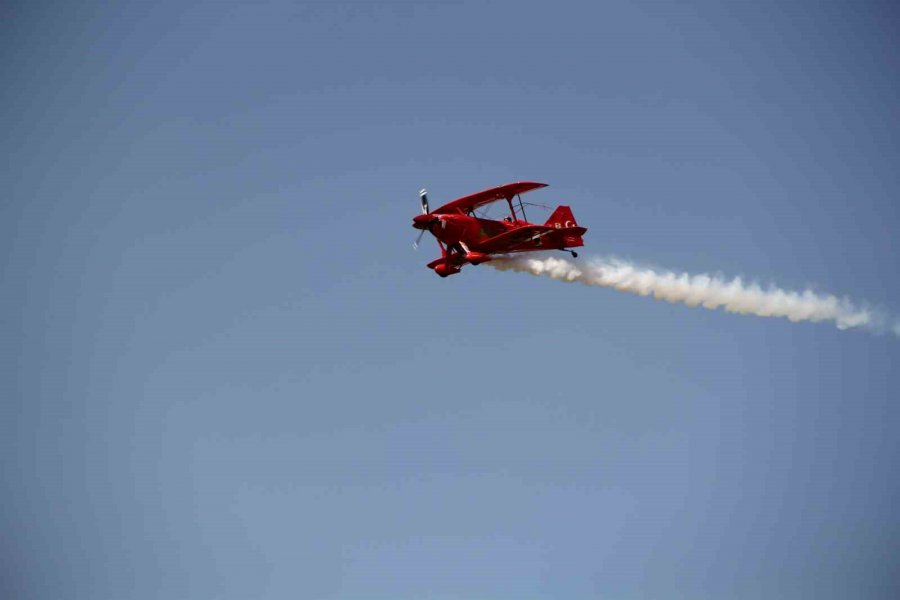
[560,249,578,258]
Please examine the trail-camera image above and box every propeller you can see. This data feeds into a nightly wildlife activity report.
[413,228,427,250]
[414,188,432,249]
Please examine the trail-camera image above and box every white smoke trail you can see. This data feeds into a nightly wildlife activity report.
[488,255,896,335]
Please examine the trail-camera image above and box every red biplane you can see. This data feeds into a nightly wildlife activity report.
[412,181,587,277]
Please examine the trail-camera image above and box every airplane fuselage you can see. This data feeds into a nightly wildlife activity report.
[413,212,514,252]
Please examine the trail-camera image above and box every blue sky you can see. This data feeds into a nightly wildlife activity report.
[3,1,899,598]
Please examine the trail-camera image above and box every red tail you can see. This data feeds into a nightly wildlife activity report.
[545,205,578,229]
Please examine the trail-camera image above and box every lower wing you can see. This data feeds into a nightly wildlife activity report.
[477,225,586,254]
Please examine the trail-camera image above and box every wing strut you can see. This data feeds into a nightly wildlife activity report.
[505,194,529,223]
[516,193,528,223]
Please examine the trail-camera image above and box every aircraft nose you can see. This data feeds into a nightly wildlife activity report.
[412,214,431,229]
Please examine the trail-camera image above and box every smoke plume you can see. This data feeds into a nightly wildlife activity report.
[488,255,896,335]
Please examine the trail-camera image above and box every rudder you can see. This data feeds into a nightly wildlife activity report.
[545,205,578,229]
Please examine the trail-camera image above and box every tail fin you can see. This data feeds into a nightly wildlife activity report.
[545,205,578,229]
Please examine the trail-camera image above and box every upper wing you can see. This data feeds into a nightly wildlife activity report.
[432,181,548,215]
